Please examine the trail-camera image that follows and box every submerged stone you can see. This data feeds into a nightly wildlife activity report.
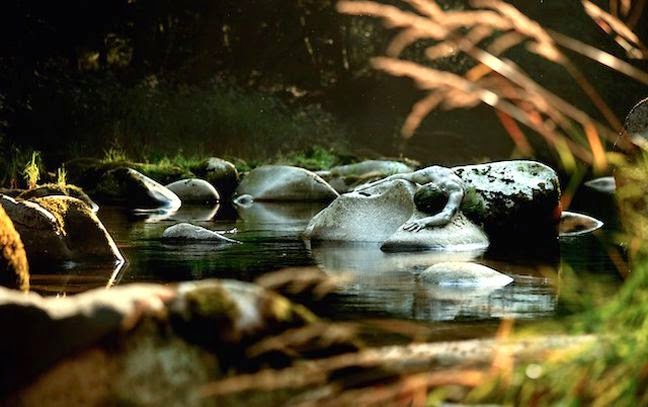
[236,165,339,202]
[559,211,604,237]
[0,205,29,291]
[420,262,514,287]
[162,223,241,244]
[165,178,220,204]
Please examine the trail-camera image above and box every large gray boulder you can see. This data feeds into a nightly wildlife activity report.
[165,178,220,204]
[0,205,29,291]
[452,160,561,241]
[0,195,124,265]
[162,223,240,244]
[381,211,489,252]
[191,157,239,199]
[94,167,181,211]
[304,180,415,242]
[237,165,339,202]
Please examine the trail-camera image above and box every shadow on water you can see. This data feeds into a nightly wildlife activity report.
[29,198,624,341]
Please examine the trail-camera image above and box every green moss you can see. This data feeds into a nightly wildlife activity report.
[184,285,241,324]
[274,146,355,171]
[460,186,486,220]
[33,196,91,235]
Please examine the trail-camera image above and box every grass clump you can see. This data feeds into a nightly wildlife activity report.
[22,152,41,189]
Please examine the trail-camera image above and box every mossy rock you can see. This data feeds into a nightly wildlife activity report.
[18,184,98,212]
[94,167,181,210]
[0,206,29,291]
[191,158,239,199]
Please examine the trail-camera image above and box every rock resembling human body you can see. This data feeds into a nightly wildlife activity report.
[192,157,240,199]
[162,223,241,244]
[0,279,347,405]
[452,160,561,241]
[0,195,124,265]
[323,160,415,193]
[94,167,181,211]
[18,184,99,213]
[165,179,220,204]
[236,165,339,202]
[420,262,514,287]
[0,205,29,291]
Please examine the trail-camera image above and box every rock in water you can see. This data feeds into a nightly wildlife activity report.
[0,205,29,291]
[162,223,241,244]
[192,157,239,199]
[584,177,616,194]
[18,183,99,212]
[165,179,220,204]
[559,211,604,237]
[453,160,561,241]
[236,165,339,202]
[95,167,181,211]
[420,262,514,287]
[304,180,416,242]
[0,195,124,265]
[381,212,489,252]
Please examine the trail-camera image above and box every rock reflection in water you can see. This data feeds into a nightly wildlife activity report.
[236,202,328,232]
[310,241,557,321]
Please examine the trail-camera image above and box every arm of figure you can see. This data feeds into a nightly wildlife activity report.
[402,185,464,232]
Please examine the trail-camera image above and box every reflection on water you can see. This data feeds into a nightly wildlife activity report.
[28,200,623,336]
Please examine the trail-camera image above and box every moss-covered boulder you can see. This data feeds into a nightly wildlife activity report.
[18,184,99,212]
[0,205,29,291]
[0,279,355,405]
[0,195,124,265]
[453,160,561,242]
[192,157,239,199]
[94,167,181,211]
[237,165,339,202]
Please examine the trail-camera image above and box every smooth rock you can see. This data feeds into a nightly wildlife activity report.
[236,165,339,202]
[559,211,604,237]
[233,194,254,208]
[453,160,561,240]
[18,184,99,212]
[192,157,239,199]
[304,180,416,242]
[165,178,220,204]
[584,177,616,194]
[95,167,181,211]
[162,223,241,244]
[381,212,489,252]
[420,262,514,287]
[0,195,124,265]
[0,205,29,291]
